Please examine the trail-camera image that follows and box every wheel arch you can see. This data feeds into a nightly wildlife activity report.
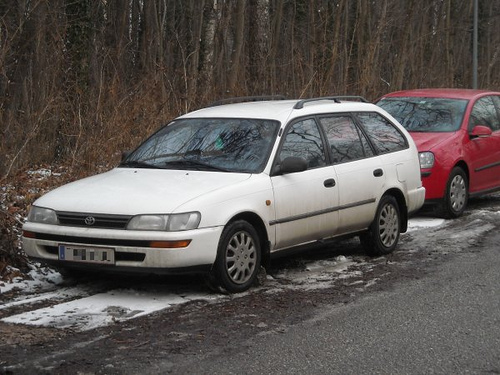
[454,160,469,187]
[225,212,271,268]
[383,188,408,233]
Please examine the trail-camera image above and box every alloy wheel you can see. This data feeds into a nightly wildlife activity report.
[449,174,467,212]
[225,230,257,285]
[379,203,399,248]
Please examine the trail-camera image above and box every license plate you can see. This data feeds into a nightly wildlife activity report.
[58,244,115,264]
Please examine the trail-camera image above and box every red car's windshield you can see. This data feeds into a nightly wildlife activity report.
[377,97,468,132]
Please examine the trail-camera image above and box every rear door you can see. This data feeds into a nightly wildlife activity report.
[318,114,385,233]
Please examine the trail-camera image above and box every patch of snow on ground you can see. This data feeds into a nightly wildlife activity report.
[3,288,218,331]
[272,255,362,290]
[0,287,88,311]
[407,217,445,231]
[448,218,495,239]
[0,264,64,295]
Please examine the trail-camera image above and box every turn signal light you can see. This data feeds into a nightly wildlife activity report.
[149,240,191,248]
[23,230,37,239]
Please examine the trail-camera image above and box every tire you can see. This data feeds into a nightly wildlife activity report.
[210,220,261,293]
[436,167,468,219]
[360,195,401,256]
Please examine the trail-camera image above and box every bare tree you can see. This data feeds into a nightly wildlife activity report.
[2,0,500,180]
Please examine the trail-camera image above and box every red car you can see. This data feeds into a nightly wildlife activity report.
[377,89,500,218]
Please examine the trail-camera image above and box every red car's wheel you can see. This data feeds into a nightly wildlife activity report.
[438,167,468,219]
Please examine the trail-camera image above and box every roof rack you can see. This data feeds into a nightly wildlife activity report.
[293,96,368,109]
[208,95,287,107]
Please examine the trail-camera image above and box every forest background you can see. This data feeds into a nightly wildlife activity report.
[1,0,500,269]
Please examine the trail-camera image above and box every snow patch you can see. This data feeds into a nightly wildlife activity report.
[0,264,63,295]
[407,217,445,231]
[3,288,218,331]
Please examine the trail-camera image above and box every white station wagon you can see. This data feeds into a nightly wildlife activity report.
[23,96,425,292]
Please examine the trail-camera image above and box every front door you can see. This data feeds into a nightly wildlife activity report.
[270,118,339,250]
[466,95,500,193]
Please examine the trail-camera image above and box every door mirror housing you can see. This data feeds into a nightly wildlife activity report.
[470,125,492,139]
[274,156,308,175]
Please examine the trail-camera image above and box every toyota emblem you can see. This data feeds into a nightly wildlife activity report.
[84,216,96,226]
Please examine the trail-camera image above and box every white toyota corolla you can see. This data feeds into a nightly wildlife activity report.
[23,96,425,292]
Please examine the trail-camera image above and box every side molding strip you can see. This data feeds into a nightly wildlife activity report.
[269,198,376,226]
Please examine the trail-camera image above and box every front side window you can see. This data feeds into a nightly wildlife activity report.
[319,115,374,163]
[356,112,408,154]
[377,97,468,132]
[122,118,280,173]
[468,96,500,131]
[279,118,326,169]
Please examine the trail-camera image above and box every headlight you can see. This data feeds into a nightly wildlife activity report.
[27,206,59,225]
[167,212,201,231]
[419,152,435,169]
[127,215,169,231]
[127,212,201,231]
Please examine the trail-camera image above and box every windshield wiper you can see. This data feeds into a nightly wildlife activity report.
[119,160,163,169]
[163,160,229,172]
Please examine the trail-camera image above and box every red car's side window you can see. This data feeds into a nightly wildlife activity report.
[468,96,500,132]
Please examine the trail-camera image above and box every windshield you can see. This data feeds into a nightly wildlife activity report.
[377,97,468,132]
[121,118,280,173]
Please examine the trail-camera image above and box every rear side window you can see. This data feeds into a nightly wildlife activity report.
[319,116,374,163]
[356,112,408,154]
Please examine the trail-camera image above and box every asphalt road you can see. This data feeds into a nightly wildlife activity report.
[177,230,500,375]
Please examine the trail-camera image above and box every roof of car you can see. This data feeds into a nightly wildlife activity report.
[380,88,500,100]
[178,98,382,123]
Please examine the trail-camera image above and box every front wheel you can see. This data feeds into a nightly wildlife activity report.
[436,167,468,219]
[360,195,401,256]
[209,220,261,293]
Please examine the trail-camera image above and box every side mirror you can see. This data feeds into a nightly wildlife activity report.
[275,156,308,175]
[470,125,492,139]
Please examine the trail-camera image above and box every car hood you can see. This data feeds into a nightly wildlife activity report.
[34,168,252,215]
[409,131,459,152]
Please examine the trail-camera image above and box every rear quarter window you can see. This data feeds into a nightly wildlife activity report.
[355,112,409,154]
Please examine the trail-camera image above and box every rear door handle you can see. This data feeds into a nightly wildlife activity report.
[324,178,336,188]
[373,168,384,177]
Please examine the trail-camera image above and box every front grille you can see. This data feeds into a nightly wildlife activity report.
[57,212,132,229]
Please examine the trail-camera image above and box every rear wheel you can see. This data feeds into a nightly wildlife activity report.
[360,195,400,256]
[209,220,261,293]
[437,167,468,219]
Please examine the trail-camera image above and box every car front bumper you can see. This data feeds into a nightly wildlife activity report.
[22,222,223,272]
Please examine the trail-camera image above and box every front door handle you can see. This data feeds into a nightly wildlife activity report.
[324,178,336,188]
[373,168,384,177]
